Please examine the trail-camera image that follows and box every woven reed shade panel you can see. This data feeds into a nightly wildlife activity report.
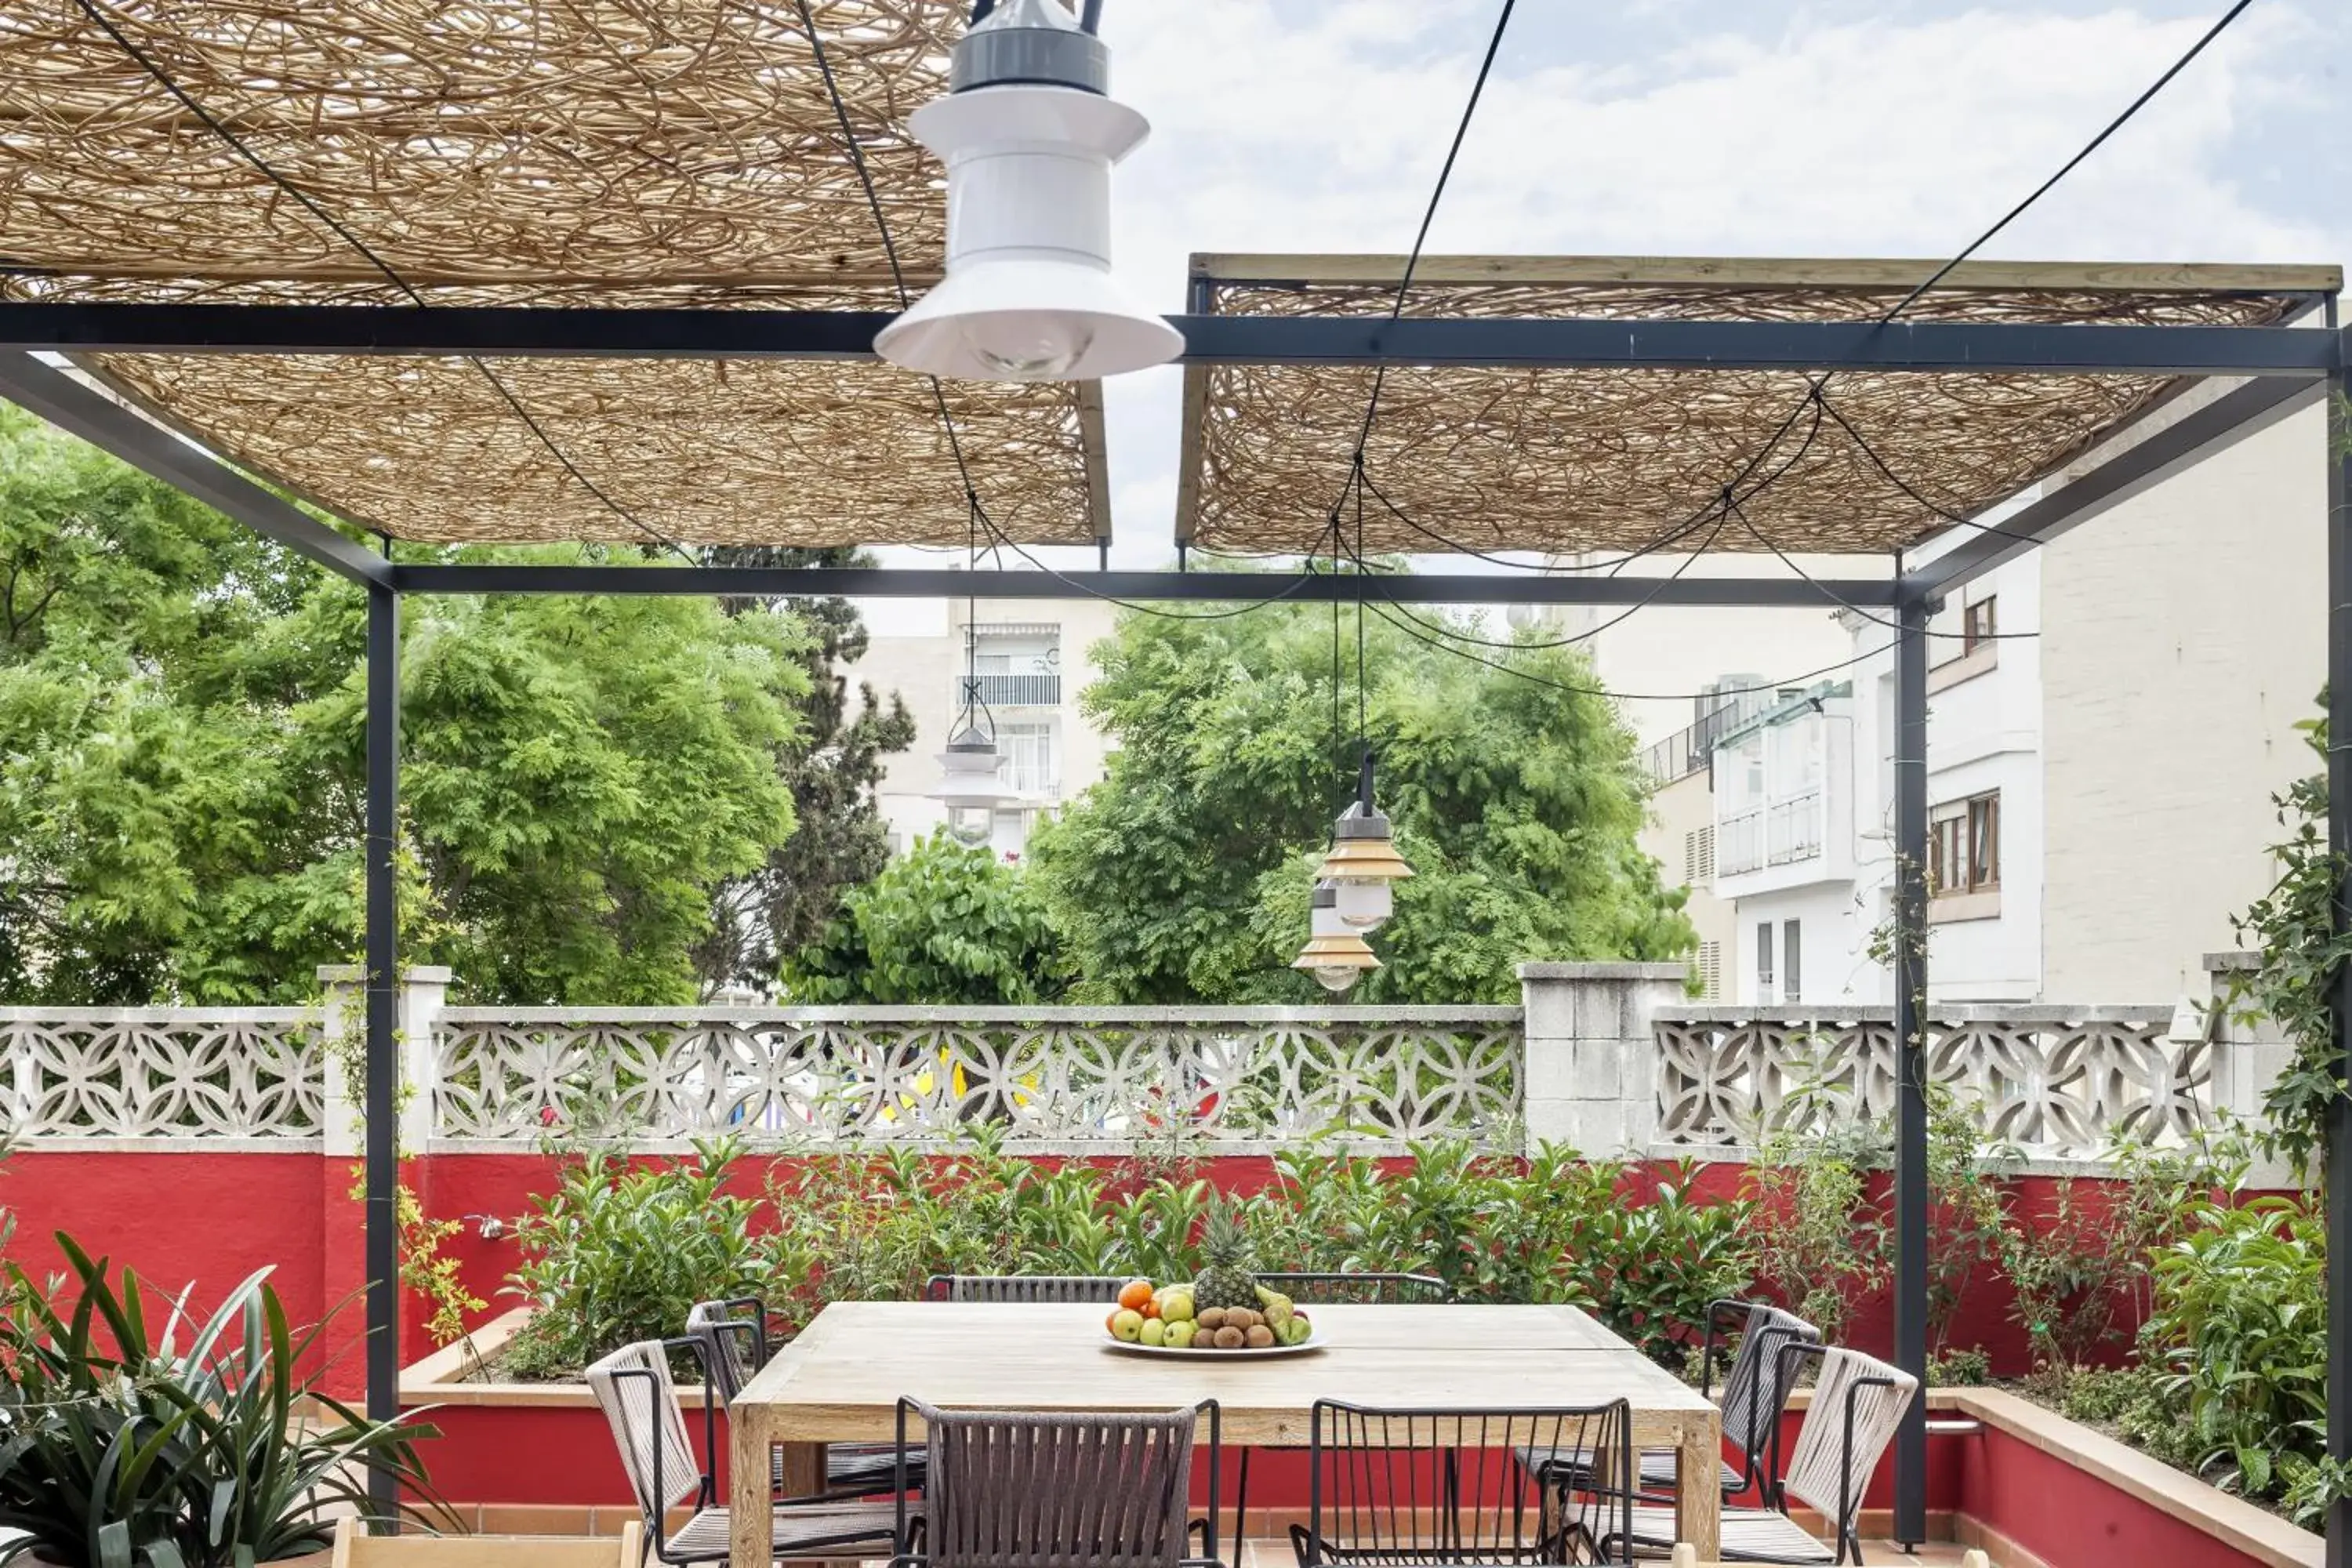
[0,1,1105,547]
[1177,256,2333,558]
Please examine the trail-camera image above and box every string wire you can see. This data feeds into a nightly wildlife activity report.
[68,0,693,564]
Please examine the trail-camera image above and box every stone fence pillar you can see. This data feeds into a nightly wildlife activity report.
[1516,961,1689,1157]
[2199,950,2298,1188]
[317,963,452,1158]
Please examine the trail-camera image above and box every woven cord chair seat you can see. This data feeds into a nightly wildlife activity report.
[669,1501,908,1560]
[1516,1443,1743,1497]
[828,1442,927,1493]
[1615,1507,1831,1564]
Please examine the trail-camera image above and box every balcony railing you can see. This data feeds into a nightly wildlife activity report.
[1717,795,1822,876]
[1766,790,1823,865]
[960,673,1061,708]
[1718,809,1763,876]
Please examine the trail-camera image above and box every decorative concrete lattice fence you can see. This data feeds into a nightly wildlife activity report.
[430,1006,1523,1152]
[0,960,2277,1169]
[0,1010,323,1142]
[1650,1005,2218,1161]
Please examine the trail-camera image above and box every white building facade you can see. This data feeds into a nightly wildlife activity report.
[845,593,1120,859]
[1655,397,2328,1008]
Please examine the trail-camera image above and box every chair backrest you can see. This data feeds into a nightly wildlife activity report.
[923,1274,1129,1304]
[332,1518,644,1568]
[586,1339,702,1519]
[909,1399,1202,1568]
[1719,1304,1819,1462]
[1780,1347,1918,1529]
[1301,1400,1632,1566]
[685,1298,764,1403]
[1256,1272,1449,1305]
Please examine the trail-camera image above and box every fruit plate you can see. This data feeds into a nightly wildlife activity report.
[1102,1331,1324,1359]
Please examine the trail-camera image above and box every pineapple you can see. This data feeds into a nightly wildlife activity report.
[1191,1196,1260,1313]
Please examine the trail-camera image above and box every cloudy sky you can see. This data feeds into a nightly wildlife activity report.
[875,1,2347,708]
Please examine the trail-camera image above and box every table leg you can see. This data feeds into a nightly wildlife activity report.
[730,1408,775,1568]
[1677,1414,1721,1560]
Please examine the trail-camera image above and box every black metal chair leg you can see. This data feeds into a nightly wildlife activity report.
[1233,1446,1251,1556]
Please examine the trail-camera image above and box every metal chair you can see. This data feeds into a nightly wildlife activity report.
[886,1397,1225,1568]
[687,1297,922,1497]
[1289,1400,1633,1567]
[1519,1300,1820,1504]
[1607,1345,1918,1566]
[1229,1272,1450,1544]
[586,1338,907,1565]
[921,1273,1129,1302]
[1254,1270,1449,1305]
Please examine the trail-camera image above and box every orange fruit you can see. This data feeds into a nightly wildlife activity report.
[1117,1279,1154,1312]
[1143,1297,1162,1319]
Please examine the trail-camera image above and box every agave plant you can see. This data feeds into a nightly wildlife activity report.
[0,1232,445,1568]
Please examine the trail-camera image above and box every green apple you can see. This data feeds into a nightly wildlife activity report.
[1111,1308,1145,1342]
[1139,1317,1167,1348]
[1160,1291,1196,1324]
[1164,1320,1197,1349]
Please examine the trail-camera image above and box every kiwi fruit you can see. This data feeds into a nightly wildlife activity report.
[1196,1307,1227,1330]
[1214,1325,1246,1350]
[1244,1324,1276,1348]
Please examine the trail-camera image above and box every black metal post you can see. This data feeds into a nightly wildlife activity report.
[2325,307,2350,1568]
[364,581,402,1523]
[1892,591,1930,1549]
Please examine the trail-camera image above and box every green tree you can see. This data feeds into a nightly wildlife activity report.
[0,406,808,1004]
[1025,593,1693,1002]
[782,832,1068,1004]
[693,546,916,996]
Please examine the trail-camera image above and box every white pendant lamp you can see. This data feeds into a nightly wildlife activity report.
[1293,880,1380,993]
[928,721,1029,847]
[927,619,1035,847]
[875,0,1181,383]
[1312,754,1414,931]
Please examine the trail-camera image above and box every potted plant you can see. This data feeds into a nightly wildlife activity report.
[0,1233,447,1568]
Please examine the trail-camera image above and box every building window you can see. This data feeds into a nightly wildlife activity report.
[1930,790,2001,896]
[1962,597,1997,655]
[1755,922,1775,1002]
[1697,940,1722,1000]
[1782,920,1802,1004]
[996,721,1059,801]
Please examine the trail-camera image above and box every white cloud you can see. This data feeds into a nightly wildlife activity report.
[1091,2,2343,567]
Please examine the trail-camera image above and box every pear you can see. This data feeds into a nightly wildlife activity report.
[1254,1285,1294,1332]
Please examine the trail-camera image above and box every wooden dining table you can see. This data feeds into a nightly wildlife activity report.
[727,1301,1722,1565]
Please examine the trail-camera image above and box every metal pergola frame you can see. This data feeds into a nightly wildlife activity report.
[3,294,2348,1559]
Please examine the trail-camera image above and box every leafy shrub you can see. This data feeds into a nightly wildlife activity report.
[1741,1121,1886,1343]
[490,1133,1750,1371]
[503,1136,769,1378]
[782,833,1068,1004]
[2139,1192,2327,1506]
[0,1233,445,1567]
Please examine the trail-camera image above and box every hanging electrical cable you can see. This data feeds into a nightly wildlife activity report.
[924,500,1033,847]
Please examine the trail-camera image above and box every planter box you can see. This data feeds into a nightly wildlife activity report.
[1769,1387,2321,1568]
[403,1312,2325,1567]
[401,1308,667,1521]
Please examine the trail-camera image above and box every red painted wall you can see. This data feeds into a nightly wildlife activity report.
[2,1150,342,1374]
[1955,1419,2269,1568]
